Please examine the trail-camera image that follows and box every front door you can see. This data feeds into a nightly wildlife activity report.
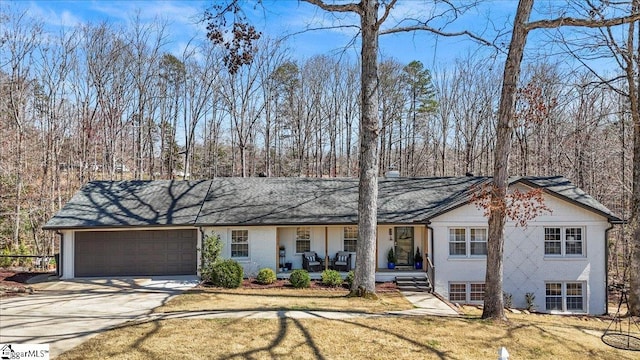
[395,227,414,266]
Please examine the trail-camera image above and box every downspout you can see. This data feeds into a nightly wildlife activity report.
[198,227,205,278]
[427,221,435,288]
[55,231,63,278]
[195,180,214,279]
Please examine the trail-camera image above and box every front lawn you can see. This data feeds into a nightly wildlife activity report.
[57,287,637,360]
[57,315,634,359]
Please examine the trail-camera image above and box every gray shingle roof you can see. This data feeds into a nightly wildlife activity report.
[43,180,211,229]
[515,176,623,223]
[43,176,622,230]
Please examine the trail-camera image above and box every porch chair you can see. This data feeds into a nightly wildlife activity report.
[302,251,323,272]
[332,251,352,272]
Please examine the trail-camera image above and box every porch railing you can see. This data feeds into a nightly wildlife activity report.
[426,256,435,289]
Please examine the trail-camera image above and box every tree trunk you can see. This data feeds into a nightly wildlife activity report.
[482,0,533,321]
[353,0,379,297]
[628,0,640,315]
[631,108,640,315]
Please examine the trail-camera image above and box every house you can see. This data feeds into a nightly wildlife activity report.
[43,176,621,315]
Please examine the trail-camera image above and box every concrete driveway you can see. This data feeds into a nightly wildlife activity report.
[0,276,198,358]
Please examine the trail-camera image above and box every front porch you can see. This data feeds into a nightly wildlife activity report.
[276,225,429,275]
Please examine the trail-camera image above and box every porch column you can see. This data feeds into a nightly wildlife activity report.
[324,227,329,270]
[276,227,281,271]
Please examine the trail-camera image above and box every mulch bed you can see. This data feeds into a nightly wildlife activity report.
[0,269,51,296]
[232,279,399,293]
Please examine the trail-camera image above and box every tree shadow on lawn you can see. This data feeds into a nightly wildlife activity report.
[490,314,633,358]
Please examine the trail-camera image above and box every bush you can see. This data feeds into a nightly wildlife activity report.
[17,243,29,267]
[256,268,277,285]
[503,292,513,309]
[525,292,536,311]
[207,259,243,288]
[321,269,343,287]
[200,233,223,282]
[289,269,310,288]
[201,233,223,268]
[0,247,13,267]
[346,270,355,288]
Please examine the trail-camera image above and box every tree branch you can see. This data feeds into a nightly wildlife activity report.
[377,0,398,28]
[302,0,362,14]
[380,24,497,49]
[526,12,640,31]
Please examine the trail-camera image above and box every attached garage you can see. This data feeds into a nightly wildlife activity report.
[74,229,197,277]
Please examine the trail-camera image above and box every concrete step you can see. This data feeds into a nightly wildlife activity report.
[395,275,432,293]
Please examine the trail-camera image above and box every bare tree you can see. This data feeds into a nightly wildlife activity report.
[1,8,42,250]
[125,14,168,179]
[484,0,640,320]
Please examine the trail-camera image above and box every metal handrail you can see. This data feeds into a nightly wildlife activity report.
[425,256,435,288]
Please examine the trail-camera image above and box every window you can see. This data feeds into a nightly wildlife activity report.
[565,228,583,255]
[545,283,563,311]
[449,228,487,257]
[470,283,486,302]
[343,226,358,252]
[231,230,249,258]
[449,229,466,256]
[449,282,485,303]
[470,229,487,255]
[544,227,584,256]
[449,283,466,302]
[544,228,561,255]
[296,227,311,253]
[545,282,585,312]
[566,283,584,311]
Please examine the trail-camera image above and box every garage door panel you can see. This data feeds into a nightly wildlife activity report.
[75,230,197,277]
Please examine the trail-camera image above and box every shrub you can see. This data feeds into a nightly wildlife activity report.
[289,269,310,288]
[345,270,355,288]
[0,248,12,267]
[17,243,29,267]
[525,292,536,311]
[256,268,277,285]
[200,233,223,282]
[207,259,243,288]
[503,292,513,309]
[201,233,223,267]
[321,269,343,287]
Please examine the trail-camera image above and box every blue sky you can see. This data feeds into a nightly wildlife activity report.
[10,0,522,69]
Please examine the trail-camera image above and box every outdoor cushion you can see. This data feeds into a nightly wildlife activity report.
[334,261,347,265]
[337,254,348,262]
[306,255,316,262]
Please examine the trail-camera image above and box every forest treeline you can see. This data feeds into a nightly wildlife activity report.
[0,8,633,268]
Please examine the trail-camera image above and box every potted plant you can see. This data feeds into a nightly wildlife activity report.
[414,247,423,270]
[387,248,396,269]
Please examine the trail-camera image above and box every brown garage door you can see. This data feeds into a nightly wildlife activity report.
[75,229,197,277]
